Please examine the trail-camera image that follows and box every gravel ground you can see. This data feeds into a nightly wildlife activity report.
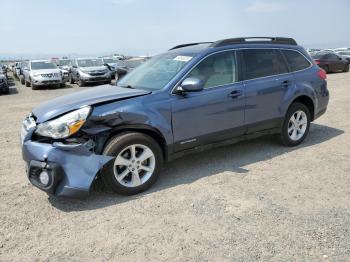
[0,72,349,261]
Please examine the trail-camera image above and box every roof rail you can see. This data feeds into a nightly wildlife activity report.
[210,37,297,48]
[169,42,213,51]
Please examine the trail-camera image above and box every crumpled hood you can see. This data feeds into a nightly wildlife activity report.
[32,85,151,123]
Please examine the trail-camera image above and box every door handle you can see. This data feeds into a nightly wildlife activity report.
[228,90,242,98]
[281,80,291,88]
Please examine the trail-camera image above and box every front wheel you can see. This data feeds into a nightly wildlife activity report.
[69,74,75,84]
[101,132,163,195]
[343,64,349,72]
[77,78,85,87]
[280,103,311,147]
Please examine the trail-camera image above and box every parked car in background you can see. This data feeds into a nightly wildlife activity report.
[311,52,349,73]
[13,61,22,78]
[69,58,111,86]
[101,57,120,79]
[0,64,8,79]
[19,61,29,85]
[56,59,72,71]
[116,57,149,79]
[335,51,350,63]
[333,47,350,52]
[21,37,329,198]
[0,73,9,94]
[22,60,66,90]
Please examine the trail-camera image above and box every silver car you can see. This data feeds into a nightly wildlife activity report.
[22,60,67,90]
[69,58,112,87]
[56,59,71,82]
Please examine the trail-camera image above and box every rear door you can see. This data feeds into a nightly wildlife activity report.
[239,48,292,132]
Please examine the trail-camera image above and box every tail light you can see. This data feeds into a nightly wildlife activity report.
[314,60,320,65]
[318,69,327,80]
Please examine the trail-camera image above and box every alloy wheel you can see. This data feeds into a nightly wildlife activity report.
[288,110,308,141]
[113,144,155,187]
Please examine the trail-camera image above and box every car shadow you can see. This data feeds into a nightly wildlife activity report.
[48,123,344,212]
[33,84,73,90]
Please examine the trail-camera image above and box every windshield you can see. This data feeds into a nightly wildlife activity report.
[103,58,119,64]
[118,53,193,91]
[77,59,103,67]
[31,61,57,70]
[58,60,71,66]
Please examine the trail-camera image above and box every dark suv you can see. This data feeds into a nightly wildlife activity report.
[21,37,329,198]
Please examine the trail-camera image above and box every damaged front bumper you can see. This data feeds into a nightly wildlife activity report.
[21,126,113,198]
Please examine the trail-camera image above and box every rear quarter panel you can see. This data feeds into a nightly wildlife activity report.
[284,65,329,119]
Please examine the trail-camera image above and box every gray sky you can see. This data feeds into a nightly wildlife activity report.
[0,0,349,59]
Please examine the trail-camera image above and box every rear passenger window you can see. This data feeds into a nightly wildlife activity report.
[242,49,288,80]
[282,50,311,72]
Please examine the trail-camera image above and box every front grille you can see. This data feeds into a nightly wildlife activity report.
[89,71,105,76]
[41,73,60,78]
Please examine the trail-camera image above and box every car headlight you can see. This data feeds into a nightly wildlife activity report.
[33,73,41,77]
[35,106,91,139]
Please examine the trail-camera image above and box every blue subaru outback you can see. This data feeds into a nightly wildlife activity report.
[21,37,329,198]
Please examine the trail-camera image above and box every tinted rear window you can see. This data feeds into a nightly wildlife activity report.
[283,50,311,72]
[242,49,288,80]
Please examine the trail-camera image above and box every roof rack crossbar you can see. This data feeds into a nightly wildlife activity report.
[210,37,297,48]
[169,42,213,51]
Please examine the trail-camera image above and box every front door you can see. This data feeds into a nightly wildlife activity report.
[171,51,245,152]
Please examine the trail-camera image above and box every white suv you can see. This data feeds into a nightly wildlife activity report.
[22,60,67,90]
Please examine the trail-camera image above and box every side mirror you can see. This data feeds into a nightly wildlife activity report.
[177,77,204,93]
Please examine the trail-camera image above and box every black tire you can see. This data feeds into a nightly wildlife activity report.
[69,73,75,84]
[280,102,311,147]
[25,79,30,87]
[20,76,25,85]
[101,132,163,195]
[31,80,38,90]
[77,78,85,87]
[343,64,349,72]
[60,83,66,88]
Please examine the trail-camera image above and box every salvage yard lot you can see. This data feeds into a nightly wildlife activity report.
[0,72,349,261]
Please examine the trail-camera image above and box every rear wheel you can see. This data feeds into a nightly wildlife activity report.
[280,103,311,147]
[101,132,163,195]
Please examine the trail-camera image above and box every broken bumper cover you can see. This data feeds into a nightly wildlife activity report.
[22,129,113,198]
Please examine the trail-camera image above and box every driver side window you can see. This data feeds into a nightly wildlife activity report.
[188,51,236,89]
